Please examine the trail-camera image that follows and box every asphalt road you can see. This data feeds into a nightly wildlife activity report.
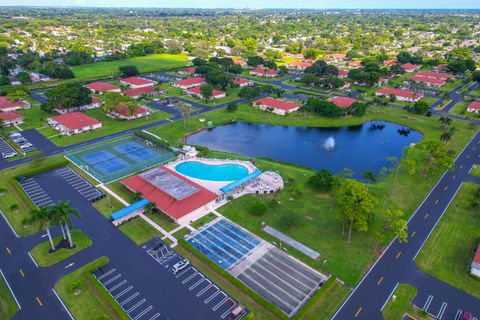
[332,129,480,320]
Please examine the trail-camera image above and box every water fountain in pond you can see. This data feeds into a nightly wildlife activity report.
[323,136,335,151]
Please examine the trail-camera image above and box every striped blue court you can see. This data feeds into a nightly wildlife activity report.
[113,141,159,162]
[82,150,129,174]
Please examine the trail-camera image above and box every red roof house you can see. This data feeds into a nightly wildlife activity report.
[416,71,454,81]
[233,59,248,66]
[121,166,218,224]
[376,88,424,102]
[338,69,350,78]
[0,97,30,112]
[249,68,279,78]
[409,75,446,87]
[286,61,313,70]
[347,60,362,68]
[383,59,398,66]
[467,102,480,113]
[173,77,206,89]
[329,96,358,108]
[122,85,156,98]
[233,78,254,87]
[0,111,24,126]
[185,86,226,100]
[328,53,348,60]
[111,104,152,120]
[252,97,302,116]
[48,112,102,135]
[471,244,480,277]
[401,63,421,73]
[84,82,120,93]
[120,77,155,89]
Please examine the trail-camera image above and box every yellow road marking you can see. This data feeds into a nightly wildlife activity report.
[377,276,384,285]
[396,251,402,259]
[355,307,362,318]
[36,297,42,307]
[19,269,25,277]
[407,314,419,320]
[5,247,11,254]
[424,213,429,219]
[411,231,416,238]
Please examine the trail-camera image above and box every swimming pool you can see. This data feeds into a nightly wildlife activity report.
[175,161,249,181]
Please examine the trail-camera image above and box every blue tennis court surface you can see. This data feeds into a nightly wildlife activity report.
[113,141,159,162]
[82,150,129,174]
[187,219,260,269]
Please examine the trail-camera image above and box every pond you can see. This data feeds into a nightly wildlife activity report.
[186,121,423,176]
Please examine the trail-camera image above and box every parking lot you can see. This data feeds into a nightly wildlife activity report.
[92,266,161,320]
[237,248,326,317]
[0,138,18,159]
[417,292,478,320]
[54,166,104,202]
[8,131,37,153]
[144,238,247,320]
[17,176,54,208]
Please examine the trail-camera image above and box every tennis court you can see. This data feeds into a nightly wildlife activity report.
[65,133,176,183]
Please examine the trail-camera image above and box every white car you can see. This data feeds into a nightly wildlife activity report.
[171,259,190,274]
[2,151,18,159]
[19,143,32,149]
[8,132,22,138]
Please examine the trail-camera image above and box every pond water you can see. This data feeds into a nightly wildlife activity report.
[186,121,423,176]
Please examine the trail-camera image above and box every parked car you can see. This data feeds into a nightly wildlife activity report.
[171,259,190,274]
[12,138,27,144]
[230,305,246,318]
[463,312,473,320]
[19,143,32,149]
[2,151,18,159]
[8,132,22,138]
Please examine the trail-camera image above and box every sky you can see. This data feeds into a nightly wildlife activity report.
[1,0,480,9]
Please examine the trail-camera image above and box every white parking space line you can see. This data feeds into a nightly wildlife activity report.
[126,299,145,313]
[120,292,139,306]
[175,266,194,278]
[189,277,207,290]
[108,280,127,292]
[437,302,447,319]
[204,290,220,304]
[103,274,121,286]
[212,295,228,311]
[97,268,116,280]
[197,284,214,297]
[148,313,161,320]
[182,271,199,284]
[114,286,133,299]
[222,302,237,319]
[454,310,463,320]
[132,306,153,320]
[423,295,433,311]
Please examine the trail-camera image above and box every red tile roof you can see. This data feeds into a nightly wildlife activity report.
[338,69,350,76]
[253,97,301,111]
[401,63,420,72]
[186,86,225,97]
[121,165,218,220]
[416,71,454,80]
[0,97,24,110]
[174,77,206,87]
[50,112,101,130]
[383,59,398,66]
[185,67,196,74]
[233,78,253,86]
[377,88,424,100]
[0,111,24,121]
[84,82,119,92]
[348,60,362,67]
[329,53,347,59]
[113,104,150,117]
[120,77,154,86]
[409,75,446,86]
[329,96,358,108]
[250,68,279,76]
[233,59,247,65]
[286,61,313,68]
[467,102,480,110]
[122,85,155,97]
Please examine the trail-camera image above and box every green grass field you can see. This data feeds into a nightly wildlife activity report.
[471,165,480,177]
[72,54,189,81]
[0,276,17,320]
[416,183,480,299]
[42,108,171,146]
[160,83,242,106]
[55,256,129,320]
[30,229,92,267]
[382,284,418,320]
[118,217,163,245]
[450,101,480,120]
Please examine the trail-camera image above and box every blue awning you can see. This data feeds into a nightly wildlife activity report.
[110,198,150,221]
[220,170,262,193]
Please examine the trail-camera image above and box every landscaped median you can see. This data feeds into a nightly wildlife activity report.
[0,275,18,320]
[382,284,432,319]
[30,229,92,267]
[55,256,129,320]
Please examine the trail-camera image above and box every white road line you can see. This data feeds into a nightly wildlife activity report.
[0,209,19,238]
[182,271,199,284]
[0,268,21,310]
[103,274,121,286]
[148,313,161,320]
[52,288,74,320]
[96,268,116,280]
[132,306,153,320]
[109,280,127,292]
[114,286,133,299]
[126,299,145,313]
[381,282,399,311]
[437,302,447,319]
[120,292,139,306]
[423,295,433,311]
[454,310,463,320]
[197,284,214,297]
[204,291,220,304]
[212,296,228,311]
[27,252,38,267]
[189,277,207,290]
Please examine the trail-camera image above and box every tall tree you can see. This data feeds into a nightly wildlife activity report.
[24,206,56,251]
[51,201,80,248]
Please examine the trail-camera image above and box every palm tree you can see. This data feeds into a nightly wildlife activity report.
[51,201,80,248]
[178,103,193,129]
[143,202,156,215]
[24,206,56,251]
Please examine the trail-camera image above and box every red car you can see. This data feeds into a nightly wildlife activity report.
[463,311,473,320]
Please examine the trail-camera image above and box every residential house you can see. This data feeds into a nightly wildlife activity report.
[467,102,480,113]
[376,88,424,102]
[48,112,102,135]
[0,97,30,112]
[173,77,206,89]
[249,68,279,78]
[84,82,121,93]
[185,86,226,100]
[329,96,358,108]
[0,111,24,126]
[120,77,155,89]
[252,97,302,116]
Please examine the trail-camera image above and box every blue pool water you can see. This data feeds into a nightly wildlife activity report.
[175,161,249,181]
[186,121,423,177]
[188,219,260,269]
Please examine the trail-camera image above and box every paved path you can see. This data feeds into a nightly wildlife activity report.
[332,129,480,320]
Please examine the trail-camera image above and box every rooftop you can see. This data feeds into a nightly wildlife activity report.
[50,112,101,130]
[329,96,358,108]
[254,97,301,111]
[121,76,155,86]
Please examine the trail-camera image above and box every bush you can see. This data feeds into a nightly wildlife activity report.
[119,65,139,77]
[248,201,266,216]
[308,169,335,192]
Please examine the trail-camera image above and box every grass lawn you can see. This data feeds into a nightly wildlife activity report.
[148,103,477,286]
[30,229,92,267]
[55,256,129,320]
[0,154,68,236]
[43,108,171,146]
[421,96,439,106]
[160,83,242,106]
[118,217,162,245]
[382,284,419,320]
[471,164,480,177]
[450,101,480,120]
[0,276,17,320]
[144,210,178,232]
[470,87,480,96]
[92,195,125,219]
[105,180,137,204]
[16,104,50,130]
[440,79,463,92]
[416,183,480,298]
[72,54,189,81]
[191,212,217,229]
